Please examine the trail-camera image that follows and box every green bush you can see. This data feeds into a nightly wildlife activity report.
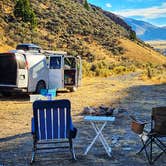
[95,68,111,77]
[112,65,136,75]
[84,0,90,10]
[113,66,126,74]
[14,0,37,28]
[82,60,94,77]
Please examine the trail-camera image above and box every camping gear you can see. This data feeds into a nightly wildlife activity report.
[31,99,77,164]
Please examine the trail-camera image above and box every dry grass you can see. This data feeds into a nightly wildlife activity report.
[83,40,115,61]
[0,43,13,52]
[120,38,166,65]
[146,40,166,49]
[0,74,159,138]
[0,27,13,52]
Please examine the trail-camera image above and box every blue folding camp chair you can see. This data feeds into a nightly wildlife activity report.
[31,99,77,164]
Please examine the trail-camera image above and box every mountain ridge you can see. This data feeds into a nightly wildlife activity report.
[124,17,166,41]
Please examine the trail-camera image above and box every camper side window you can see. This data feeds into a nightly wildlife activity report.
[50,57,61,69]
[64,57,76,69]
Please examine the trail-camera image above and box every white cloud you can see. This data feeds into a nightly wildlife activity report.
[113,2,166,19]
[105,3,112,8]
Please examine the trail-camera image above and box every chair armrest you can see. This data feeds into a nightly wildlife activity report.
[130,115,152,125]
[142,120,151,125]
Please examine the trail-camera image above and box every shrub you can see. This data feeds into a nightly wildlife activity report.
[14,0,37,28]
[82,60,94,77]
[113,66,126,74]
[84,0,90,10]
[95,68,111,77]
[147,67,153,79]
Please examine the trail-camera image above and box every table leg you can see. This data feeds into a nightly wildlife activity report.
[93,122,112,156]
[84,122,106,155]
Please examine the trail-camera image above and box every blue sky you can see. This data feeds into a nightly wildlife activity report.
[88,0,166,27]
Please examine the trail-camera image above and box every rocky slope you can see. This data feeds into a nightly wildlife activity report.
[0,0,166,77]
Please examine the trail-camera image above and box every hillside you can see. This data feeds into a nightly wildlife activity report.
[146,40,166,56]
[0,0,130,54]
[0,0,166,78]
[124,17,166,41]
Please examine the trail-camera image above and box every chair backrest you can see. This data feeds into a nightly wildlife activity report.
[152,107,166,135]
[33,99,71,141]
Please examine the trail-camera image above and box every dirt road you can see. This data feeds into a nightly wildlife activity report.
[0,73,166,166]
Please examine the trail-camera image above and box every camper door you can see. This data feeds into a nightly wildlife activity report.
[16,54,28,88]
[48,56,63,89]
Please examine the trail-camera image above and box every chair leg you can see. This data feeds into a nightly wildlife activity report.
[148,137,153,165]
[30,138,37,164]
[136,138,150,154]
[69,138,76,160]
[151,137,166,164]
[154,137,166,153]
[138,136,166,165]
[30,151,35,164]
[136,138,153,164]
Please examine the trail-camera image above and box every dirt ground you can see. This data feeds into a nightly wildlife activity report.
[0,73,166,166]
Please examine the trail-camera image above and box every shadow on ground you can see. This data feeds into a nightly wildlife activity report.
[0,93,30,102]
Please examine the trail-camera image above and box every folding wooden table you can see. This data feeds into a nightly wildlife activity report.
[84,115,115,157]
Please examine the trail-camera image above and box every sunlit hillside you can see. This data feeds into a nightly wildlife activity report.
[146,40,166,56]
[120,39,166,65]
[0,0,166,79]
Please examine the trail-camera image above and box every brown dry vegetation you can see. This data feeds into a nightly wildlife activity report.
[146,40,166,49]
[146,40,166,55]
[120,39,166,65]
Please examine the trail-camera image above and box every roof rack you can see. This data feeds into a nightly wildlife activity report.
[43,50,67,55]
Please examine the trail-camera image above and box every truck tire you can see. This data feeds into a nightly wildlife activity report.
[69,86,77,92]
[36,81,46,94]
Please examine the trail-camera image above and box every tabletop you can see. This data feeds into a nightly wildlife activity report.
[84,115,115,122]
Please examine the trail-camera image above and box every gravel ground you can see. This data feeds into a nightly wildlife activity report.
[0,74,166,166]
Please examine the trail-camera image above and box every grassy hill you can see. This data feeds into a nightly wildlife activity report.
[0,0,166,79]
[146,40,166,56]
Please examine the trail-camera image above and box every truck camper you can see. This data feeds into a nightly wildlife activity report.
[0,47,82,96]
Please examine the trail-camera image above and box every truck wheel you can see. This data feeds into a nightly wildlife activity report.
[69,86,77,92]
[36,81,46,94]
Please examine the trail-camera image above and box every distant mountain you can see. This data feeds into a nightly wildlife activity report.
[124,18,166,41]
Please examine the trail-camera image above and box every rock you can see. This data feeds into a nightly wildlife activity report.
[113,108,119,115]
[83,105,115,116]
[122,147,132,151]
[83,106,96,114]
[112,135,120,144]
[106,107,114,116]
